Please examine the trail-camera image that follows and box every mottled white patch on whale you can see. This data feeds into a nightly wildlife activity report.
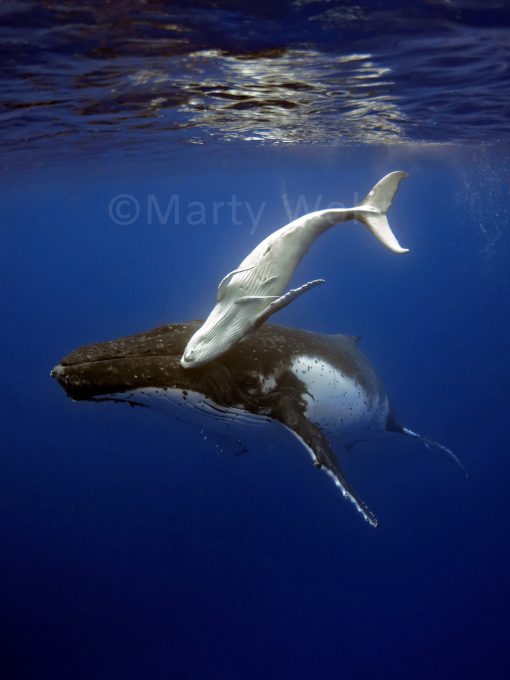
[289,354,388,435]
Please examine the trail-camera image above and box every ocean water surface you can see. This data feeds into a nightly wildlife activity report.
[1,2,510,679]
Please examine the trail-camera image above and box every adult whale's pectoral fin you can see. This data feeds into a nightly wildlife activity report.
[217,266,256,301]
[249,279,326,326]
[275,396,378,527]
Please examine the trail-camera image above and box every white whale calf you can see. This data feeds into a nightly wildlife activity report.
[181,171,408,369]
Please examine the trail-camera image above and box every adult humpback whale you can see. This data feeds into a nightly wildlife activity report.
[52,321,463,527]
[181,171,408,369]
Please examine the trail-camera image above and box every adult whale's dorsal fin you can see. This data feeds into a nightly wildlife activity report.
[329,333,362,348]
[217,266,256,302]
[275,395,378,527]
[346,334,362,346]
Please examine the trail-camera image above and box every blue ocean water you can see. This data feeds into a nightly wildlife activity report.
[1,2,510,679]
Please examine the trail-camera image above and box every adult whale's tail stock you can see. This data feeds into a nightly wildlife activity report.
[355,171,409,254]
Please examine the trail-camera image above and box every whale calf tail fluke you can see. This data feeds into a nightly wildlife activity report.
[356,171,409,254]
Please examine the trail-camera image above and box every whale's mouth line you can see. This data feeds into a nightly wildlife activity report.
[55,353,181,371]
[91,394,149,408]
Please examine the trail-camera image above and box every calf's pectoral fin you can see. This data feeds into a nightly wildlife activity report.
[236,295,279,304]
[261,275,280,287]
[217,265,256,301]
[275,396,378,527]
[249,279,326,327]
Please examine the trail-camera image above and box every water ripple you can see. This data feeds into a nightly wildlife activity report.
[1,0,510,160]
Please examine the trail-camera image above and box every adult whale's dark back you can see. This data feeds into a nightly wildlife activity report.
[52,321,463,527]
